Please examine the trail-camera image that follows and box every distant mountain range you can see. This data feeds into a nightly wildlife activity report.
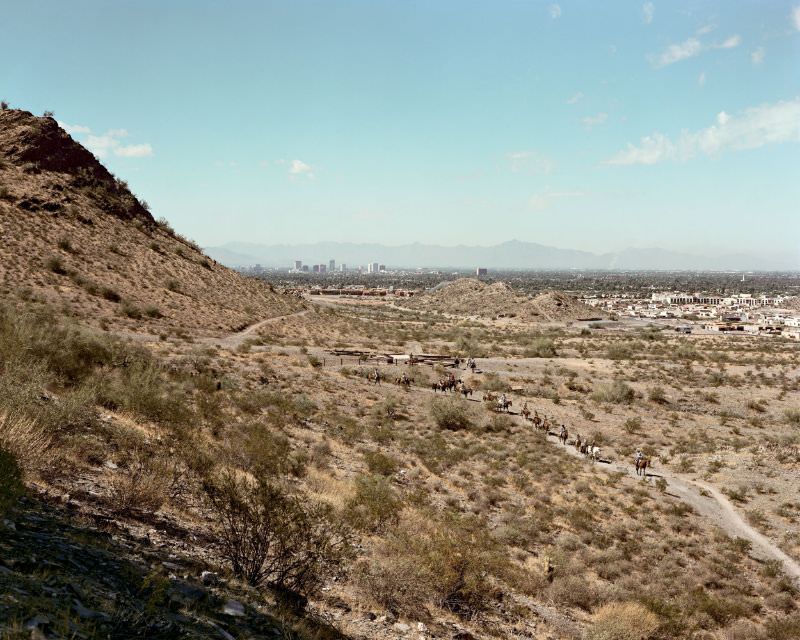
[205,240,798,272]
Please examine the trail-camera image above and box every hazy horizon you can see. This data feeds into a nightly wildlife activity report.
[3,1,799,257]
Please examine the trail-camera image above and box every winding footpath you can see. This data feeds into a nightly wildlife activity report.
[541,428,800,585]
[208,308,309,350]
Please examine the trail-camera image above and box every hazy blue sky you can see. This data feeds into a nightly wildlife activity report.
[2,1,799,257]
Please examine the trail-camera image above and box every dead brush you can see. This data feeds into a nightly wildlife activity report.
[0,413,53,477]
[107,448,171,514]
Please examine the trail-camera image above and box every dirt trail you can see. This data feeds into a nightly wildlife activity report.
[540,428,800,585]
[210,308,309,350]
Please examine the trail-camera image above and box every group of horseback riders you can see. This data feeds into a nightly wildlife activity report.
[370,364,651,473]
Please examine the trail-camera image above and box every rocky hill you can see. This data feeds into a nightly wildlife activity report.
[0,109,301,335]
[403,278,604,322]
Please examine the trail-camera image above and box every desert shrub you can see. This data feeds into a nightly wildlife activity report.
[344,474,402,532]
[107,449,170,514]
[0,447,23,516]
[606,343,633,360]
[165,279,181,293]
[586,601,659,640]
[45,255,67,275]
[481,373,510,392]
[354,512,504,618]
[363,450,399,476]
[785,408,800,428]
[592,380,635,404]
[307,354,322,368]
[204,472,352,598]
[623,416,642,433]
[430,396,473,430]
[548,575,600,611]
[120,300,143,319]
[101,286,121,302]
[721,619,766,640]
[143,305,162,319]
[245,424,307,478]
[648,386,667,403]
[524,337,557,358]
[56,236,75,253]
[96,360,191,425]
[484,413,514,433]
[765,612,800,640]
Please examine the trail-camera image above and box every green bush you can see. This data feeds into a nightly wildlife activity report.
[592,380,635,404]
[344,474,402,533]
[430,397,473,430]
[363,450,399,476]
[524,337,557,358]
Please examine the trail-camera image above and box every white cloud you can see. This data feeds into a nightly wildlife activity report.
[793,5,800,31]
[289,159,314,178]
[508,151,553,174]
[751,47,765,65]
[698,71,707,86]
[115,143,153,158]
[652,32,741,68]
[642,2,654,24]
[566,92,584,105]
[529,190,586,210]
[605,98,800,165]
[549,4,561,19]
[654,37,703,66]
[696,24,716,36]
[58,121,91,135]
[718,35,741,49]
[582,112,608,128]
[58,122,152,159]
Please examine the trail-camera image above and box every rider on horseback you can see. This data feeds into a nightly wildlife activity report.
[634,449,643,464]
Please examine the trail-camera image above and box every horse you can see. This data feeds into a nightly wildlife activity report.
[483,391,497,404]
[521,404,531,421]
[458,383,474,399]
[496,398,512,413]
[635,457,650,476]
[574,434,582,451]
[588,446,601,462]
[559,427,568,445]
[532,413,542,429]
[395,376,413,388]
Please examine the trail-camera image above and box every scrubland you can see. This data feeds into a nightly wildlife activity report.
[2,295,800,640]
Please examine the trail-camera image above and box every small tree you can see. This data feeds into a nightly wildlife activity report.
[204,472,353,599]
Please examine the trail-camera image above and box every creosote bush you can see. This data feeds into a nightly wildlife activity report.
[592,380,635,404]
[354,511,505,618]
[430,396,473,430]
[204,472,352,599]
[344,474,402,532]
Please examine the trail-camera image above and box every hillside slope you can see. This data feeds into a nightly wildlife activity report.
[404,278,604,321]
[0,109,301,335]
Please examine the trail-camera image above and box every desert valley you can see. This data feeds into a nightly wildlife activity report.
[1,107,800,640]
